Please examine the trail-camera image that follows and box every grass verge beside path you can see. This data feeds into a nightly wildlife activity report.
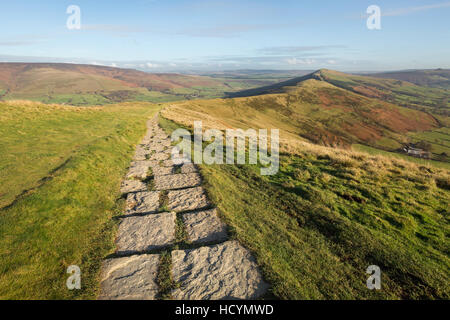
[159,115,450,300]
[0,101,159,299]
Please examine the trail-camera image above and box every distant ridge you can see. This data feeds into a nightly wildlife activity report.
[226,68,449,116]
[225,72,317,98]
[367,69,450,89]
[0,62,233,105]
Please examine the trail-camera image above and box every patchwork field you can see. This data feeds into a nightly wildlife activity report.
[0,63,288,106]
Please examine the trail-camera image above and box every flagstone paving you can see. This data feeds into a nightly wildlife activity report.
[99,117,268,300]
[168,186,210,212]
[120,180,147,194]
[125,191,160,216]
[171,241,269,300]
[116,212,176,254]
[154,173,202,190]
[181,208,228,244]
[99,254,160,300]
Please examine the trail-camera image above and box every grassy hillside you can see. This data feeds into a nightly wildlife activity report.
[0,63,275,106]
[369,69,450,90]
[223,69,450,164]
[164,78,442,154]
[0,101,159,299]
[318,69,449,116]
[229,69,450,117]
[160,107,450,299]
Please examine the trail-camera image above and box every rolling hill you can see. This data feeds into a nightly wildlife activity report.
[221,69,450,163]
[158,69,450,299]
[368,69,450,90]
[228,69,450,116]
[0,63,282,106]
[171,70,450,163]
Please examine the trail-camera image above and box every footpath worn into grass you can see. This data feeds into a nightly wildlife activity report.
[0,101,159,299]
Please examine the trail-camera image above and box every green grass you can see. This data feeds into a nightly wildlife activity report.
[156,251,175,300]
[0,101,159,299]
[160,116,450,300]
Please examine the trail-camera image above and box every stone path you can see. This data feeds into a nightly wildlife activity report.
[99,116,268,300]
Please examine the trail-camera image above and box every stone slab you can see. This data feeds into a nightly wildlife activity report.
[99,254,160,300]
[149,152,170,161]
[182,209,228,244]
[151,165,174,176]
[126,164,150,180]
[168,186,210,212]
[120,180,147,194]
[125,191,160,215]
[171,241,269,300]
[180,163,198,174]
[154,173,202,190]
[116,212,176,254]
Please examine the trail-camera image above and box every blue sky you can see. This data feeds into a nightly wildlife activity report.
[0,0,449,72]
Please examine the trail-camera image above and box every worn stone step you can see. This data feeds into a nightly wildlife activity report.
[182,208,228,244]
[120,180,147,194]
[116,212,176,254]
[125,191,160,216]
[151,165,174,176]
[154,173,202,190]
[159,154,191,167]
[149,144,167,153]
[168,186,210,212]
[180,163,198,174]
[126,164,150,180]
[99,254,160,300]
[171,241,269,300]
[149,152,170,161]
[133,146,152,161]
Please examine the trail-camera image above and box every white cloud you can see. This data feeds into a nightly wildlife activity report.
[383,2,450,16]
[286,58,316,65]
